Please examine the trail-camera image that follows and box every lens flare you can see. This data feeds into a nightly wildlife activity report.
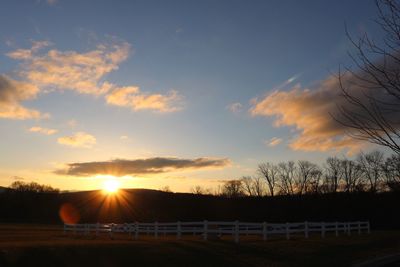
[59,203,80,224]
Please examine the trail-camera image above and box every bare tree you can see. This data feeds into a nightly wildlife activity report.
[252,176,266,197]
[258,162,278,196]
[241,176,255,196]
[191,185,205,195]
[296,161,318,195]
[10,181,59,193]
[324,157,343,193]
[341,159,363,192]
[336,0,400,155]
[382,154,400,191]
[306,167,323,194]
[357,151,385,192]
[160,186,172,193]
[240,176,265,197]
[277,161,296,195]
[221,180,244,198]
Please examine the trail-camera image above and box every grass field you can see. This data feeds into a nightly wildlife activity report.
[0,224,399,267]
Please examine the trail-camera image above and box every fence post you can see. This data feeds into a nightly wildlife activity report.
[127,223,132,238]
[63,224,66,235]
[347,223,351,236]
[367,221,370,234]
[123,223,127,234]
[234,221,239,243]
[155,221,158,239]
[335,222,338,237]
[134,222,139,240]
[304,221,309,239]
[109,223,114,239]
[263,222,267,241]
[321,222,325,238]
[203,220,208,241]
[285,223,290,240]
[177,221,181,239]
[357,221,361,235]
[96,223,100,237]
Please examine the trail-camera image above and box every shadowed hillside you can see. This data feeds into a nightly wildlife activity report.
[0,189,399,229]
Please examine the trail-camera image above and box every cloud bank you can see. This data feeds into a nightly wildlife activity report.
[3,39,183,119]
[55,157,231,176]
[9,40,130,95]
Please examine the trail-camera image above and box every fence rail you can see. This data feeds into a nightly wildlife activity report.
[64,220,370,243]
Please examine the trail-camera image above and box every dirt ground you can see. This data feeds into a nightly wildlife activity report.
[0,224,399,267]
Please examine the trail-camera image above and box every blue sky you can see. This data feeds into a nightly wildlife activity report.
[0,0,383,191]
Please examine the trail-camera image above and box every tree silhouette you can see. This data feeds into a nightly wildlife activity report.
[336,0,400,154]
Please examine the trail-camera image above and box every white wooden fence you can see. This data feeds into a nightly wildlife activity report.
[64,220,370,243]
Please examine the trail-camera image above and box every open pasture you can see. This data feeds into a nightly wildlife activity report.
[0,224,399,266]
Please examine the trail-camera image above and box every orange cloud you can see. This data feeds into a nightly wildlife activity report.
[7,40,51,60]
[106,86,183,113]
[29,126,58,135]
[0,75,45,119]
[57,132,96,148]
[6,39,183,114]
[250,75,367,154]
[8,40,130,95]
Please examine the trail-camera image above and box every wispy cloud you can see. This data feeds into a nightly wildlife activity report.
[11,176,24,180]
[274,73,301,91]
[46,0,58,5]
[120,135,131,142]
[265,137,282,147]
[106,86,183,113]
[66,119,77,128]
[227,102,243,113]
[7,40,51,60]
[55,157,231,176]
[29,126,58,135]
[36,0,59,6]
[57,132,96,148]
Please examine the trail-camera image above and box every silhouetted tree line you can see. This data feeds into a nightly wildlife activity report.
[0,150,398,228]
[190,151,400,197]
[1,187,399,229]
[9,181,60,193]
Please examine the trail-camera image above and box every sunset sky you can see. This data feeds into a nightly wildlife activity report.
[0,0,384,192]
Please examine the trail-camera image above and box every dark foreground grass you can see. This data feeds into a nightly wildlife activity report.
[0,224,399,267]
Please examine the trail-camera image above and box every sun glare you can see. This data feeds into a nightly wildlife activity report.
[103,179,120,194]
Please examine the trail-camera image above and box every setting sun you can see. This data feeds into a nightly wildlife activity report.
[103,179,120,194]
